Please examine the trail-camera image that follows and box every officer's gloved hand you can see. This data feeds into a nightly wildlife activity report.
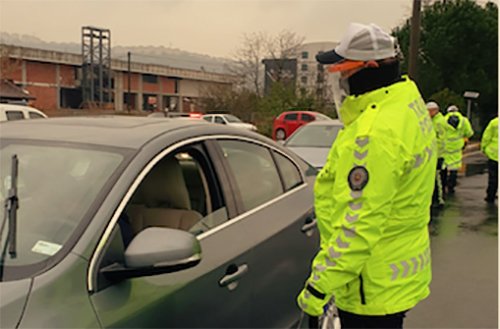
[297,283,328,317]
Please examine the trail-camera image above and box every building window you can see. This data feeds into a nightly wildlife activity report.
[301,76,308,84]
[143,74,158,84]
[301,64,308,71]
[301,51,308,59]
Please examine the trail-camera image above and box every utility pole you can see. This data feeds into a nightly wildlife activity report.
[408,0,421,81]
[127,51,131,113]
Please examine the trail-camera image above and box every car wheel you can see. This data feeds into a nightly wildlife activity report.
[319,300,341,329]
[275,129,286,140]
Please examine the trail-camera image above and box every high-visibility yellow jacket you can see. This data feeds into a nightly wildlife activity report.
[443,112,474,170]
[481,117,498,162]
[309,76,435,315]
[432,112,447,158]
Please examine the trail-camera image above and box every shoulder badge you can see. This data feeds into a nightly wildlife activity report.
[348,166,369,191]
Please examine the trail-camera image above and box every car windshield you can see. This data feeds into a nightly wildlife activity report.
[224,115,242,123]
[285,124,342,147]
[0,142,125,270]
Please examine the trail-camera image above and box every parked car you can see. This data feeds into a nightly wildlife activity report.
[0,103,47,122]
[147,111,203,119]
[202,113,257,131]
[272,111,331,141]
[284,120,343,169]
[0,116,328,328]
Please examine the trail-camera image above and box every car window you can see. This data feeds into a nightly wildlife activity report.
[301,113,315,122]
[203,115,212,122]
[118,143,228,246]
[284,113,298,121]
[28,112,45,119]
[218,140,283,212]
[6,111,24,121]
[214,116,225,124]
[273,151,303,191]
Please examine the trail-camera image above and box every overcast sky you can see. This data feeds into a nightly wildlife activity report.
[0,0,489,59]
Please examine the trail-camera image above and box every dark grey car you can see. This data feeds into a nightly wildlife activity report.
[0,116,320,328]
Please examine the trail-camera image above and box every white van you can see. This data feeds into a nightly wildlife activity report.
[0,103,48,122]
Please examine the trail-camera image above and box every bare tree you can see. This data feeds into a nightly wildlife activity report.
[230,30,304,97]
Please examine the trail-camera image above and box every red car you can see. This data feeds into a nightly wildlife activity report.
[272,111,332,140]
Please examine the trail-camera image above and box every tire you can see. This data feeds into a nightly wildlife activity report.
[275,128,286,140]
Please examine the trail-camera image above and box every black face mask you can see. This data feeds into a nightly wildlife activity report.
[347,60,402,96]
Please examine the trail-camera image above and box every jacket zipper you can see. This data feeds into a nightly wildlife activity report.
[359,275,366,304]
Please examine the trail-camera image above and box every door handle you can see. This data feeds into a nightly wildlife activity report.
[219,264,249,290]
[301,218,317,237]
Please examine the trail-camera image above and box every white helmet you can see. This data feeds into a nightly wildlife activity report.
[447,105,459,113]
[426,101,439,111]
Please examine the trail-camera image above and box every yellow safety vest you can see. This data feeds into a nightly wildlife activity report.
[481,117,498,161]
[432,112,447,158]
[310,76,435,315]
[443,112,474,170]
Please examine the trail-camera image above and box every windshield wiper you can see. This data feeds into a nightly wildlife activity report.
[0,154,19,279]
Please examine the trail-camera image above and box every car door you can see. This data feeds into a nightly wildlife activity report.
[284,112,300,136]
[89,139,252,328]
[215,139,318,328]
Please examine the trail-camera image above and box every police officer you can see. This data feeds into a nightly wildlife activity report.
[443,105,474,195]
[481,116,498,203]
[296,23,436,329]
[427,101,446,208]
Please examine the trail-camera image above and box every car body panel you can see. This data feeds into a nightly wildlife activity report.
[286,146,331,169]
[16,253,100,328]
[0,279,31,328]
[0,117,317,328]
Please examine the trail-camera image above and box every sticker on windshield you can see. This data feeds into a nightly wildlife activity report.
[32,240,62,256]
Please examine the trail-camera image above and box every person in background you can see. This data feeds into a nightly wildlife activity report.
[427,101,446,208]
[481,116,498,204]
[296,22,435,329]
[442,105,474,195]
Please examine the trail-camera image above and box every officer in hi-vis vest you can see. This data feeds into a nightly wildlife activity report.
[427,101,447,208]
[442,105,474,195]
[296,23,436,329]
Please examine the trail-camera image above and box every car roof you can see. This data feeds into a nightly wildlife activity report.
[0,103,47,116]
[0,116,221,149]
[280,110,322,116]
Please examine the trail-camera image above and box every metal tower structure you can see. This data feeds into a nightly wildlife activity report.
[81,26,112,107]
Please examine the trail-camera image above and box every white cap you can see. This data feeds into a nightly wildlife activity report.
[447,105,459,112]
[426,101,440,110]
[316,23,397,64]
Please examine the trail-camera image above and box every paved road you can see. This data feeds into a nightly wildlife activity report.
[406,153,498,328]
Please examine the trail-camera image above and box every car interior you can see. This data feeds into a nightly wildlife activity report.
[120,147,228,246]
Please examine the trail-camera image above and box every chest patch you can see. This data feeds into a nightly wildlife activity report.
[348,166,369,191]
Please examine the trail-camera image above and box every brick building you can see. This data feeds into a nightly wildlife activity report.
[0,44,235,113]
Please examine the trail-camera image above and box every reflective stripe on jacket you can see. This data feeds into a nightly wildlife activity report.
[443,112,474,170]
[432,112,447,158]
[310,76,435,316]
[481,117,498,161]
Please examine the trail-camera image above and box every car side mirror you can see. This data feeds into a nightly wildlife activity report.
[101,227,201,281]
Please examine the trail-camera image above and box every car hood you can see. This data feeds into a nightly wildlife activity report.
[286,146,330,169]
[0,278,32,328]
